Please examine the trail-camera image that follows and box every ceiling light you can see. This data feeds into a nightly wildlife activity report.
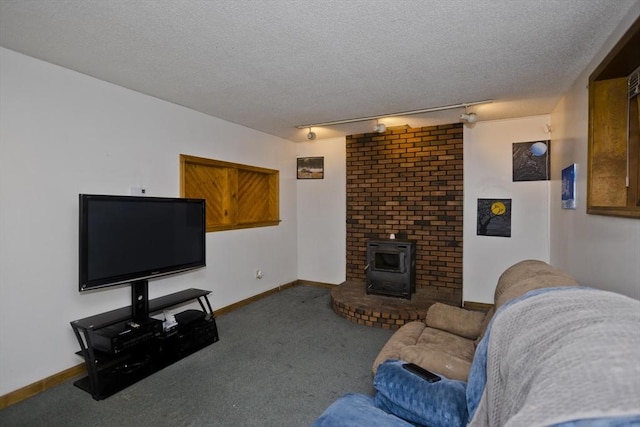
[460,112,477,124]
[373,121,386,133]
[306,128,316,141]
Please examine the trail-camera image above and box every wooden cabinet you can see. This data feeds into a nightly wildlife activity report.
[180,154,280,231]
[587,17,640,218]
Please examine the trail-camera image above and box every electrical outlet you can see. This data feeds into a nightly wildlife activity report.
[255,270,263,279]
[129,186,146,195]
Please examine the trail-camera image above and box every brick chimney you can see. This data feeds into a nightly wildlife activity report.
[346,123,463,306]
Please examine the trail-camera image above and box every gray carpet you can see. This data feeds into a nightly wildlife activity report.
[0,285,395,426]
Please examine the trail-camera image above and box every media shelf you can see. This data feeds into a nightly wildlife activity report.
[70,288,219,400]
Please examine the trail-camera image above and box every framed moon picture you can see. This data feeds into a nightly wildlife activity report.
[512,140,550,181]
[477,198,512,237]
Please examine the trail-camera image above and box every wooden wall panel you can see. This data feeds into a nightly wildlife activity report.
[237,170,270,223]
[180,154,280,231]
[183,163,231,225]
[589,78,628,207]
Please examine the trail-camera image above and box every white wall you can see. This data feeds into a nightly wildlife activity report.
[296,137,346,284]
[0,47,298,396]
[296,118,555,304]
[296,117,554,304]
[550,10,640,300]
[463,116,552,304]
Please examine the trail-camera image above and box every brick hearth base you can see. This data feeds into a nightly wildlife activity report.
[331,281,437,330]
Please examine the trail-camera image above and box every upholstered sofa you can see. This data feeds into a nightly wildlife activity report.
[313,260,640,426]
[372,259,578,382]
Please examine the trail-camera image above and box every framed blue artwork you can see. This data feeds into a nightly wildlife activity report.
[561,164,577,209]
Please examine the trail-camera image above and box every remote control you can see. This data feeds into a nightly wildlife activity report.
[402,363,441,383]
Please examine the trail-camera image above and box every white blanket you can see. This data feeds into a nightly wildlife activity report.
[469,287,640,426]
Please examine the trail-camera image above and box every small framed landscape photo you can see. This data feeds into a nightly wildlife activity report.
[297,156,324,179]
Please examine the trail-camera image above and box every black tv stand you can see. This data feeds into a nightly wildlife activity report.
[70,288,219,400]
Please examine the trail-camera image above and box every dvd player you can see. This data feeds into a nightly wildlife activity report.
[88,318,163,354]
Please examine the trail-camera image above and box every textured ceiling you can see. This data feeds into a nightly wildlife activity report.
[1,0,638,142]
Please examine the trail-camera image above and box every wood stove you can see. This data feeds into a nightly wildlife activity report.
[365,239,416,299]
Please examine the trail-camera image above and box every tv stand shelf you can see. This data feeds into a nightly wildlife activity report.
[72,289,213,330]
[70,288,218,400]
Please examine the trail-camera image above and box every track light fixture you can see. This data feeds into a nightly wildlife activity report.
[460,112,477,123]
[373,120,386,133]
[306,127,316,141]
[295,100,492,130]
[460,105,478,126]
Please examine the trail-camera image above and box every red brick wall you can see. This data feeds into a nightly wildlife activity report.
[346,123,463,306]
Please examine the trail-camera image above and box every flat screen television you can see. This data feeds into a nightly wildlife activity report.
[79,194,206,319]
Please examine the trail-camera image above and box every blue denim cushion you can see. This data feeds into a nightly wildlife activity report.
[553,416,640,426]
[312,393,414,427]
[374,359,468,427]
